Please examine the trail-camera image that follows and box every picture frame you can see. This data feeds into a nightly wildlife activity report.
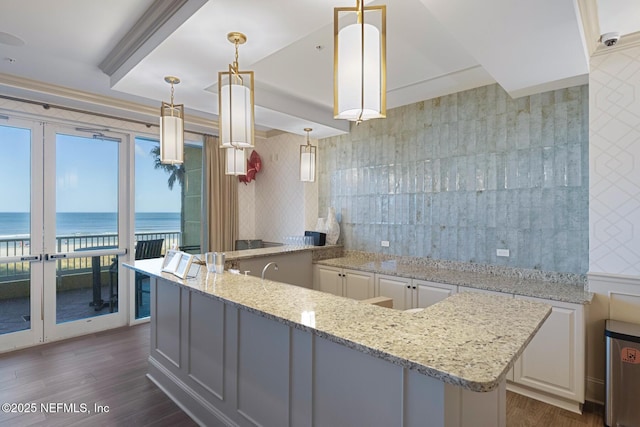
[161,250,197,279]
[162,249,181,273]
[173,252,194,279]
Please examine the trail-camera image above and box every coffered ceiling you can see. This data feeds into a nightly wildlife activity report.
[0,0,637,139]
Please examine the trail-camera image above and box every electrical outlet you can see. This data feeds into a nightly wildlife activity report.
[381,240,390,247]
[496,249,509,257]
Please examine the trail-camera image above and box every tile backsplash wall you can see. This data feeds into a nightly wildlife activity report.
[318,83,588,273]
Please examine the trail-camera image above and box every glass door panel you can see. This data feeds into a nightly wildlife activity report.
[43,128,126,341]
[1,119,130,350]
[53,133,120,323]
[0,120,44,351]
[134,137,182,319]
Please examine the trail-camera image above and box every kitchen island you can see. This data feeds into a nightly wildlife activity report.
[126,258,551,427]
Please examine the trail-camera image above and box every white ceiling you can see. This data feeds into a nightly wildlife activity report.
[0,0,637,139]
[597,0,640,35]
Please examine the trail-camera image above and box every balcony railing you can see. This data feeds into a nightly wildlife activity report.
[0,232,182,282]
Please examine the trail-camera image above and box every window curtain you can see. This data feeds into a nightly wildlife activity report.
[204,134,239,251]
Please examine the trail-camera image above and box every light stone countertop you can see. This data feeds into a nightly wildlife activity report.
[128,258,551,393]
[317,255,593,305]
[214,246,592,304]
[221,244,343,265]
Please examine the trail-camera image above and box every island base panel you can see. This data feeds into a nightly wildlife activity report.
[149,277,506,427]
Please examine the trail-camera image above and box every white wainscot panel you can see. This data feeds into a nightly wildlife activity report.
[188,292,225,400]
[313,336,403,427]
[155,281,181,367]
[237,310,290,426]
[609,291,640,325]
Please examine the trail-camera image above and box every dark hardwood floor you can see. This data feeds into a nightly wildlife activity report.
[0,324,195,426]
[0,323,604,426]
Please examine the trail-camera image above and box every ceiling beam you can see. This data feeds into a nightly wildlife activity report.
[99,0,208,86]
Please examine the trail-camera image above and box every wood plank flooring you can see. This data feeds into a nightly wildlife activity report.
[0,323,604,426]
[507,391,604,427]
[0,324,196,426]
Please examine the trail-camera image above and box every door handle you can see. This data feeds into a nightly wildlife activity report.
[45,253,67,261]
[20,255,41,262]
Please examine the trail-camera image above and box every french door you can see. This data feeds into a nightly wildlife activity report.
[0,118,128,352]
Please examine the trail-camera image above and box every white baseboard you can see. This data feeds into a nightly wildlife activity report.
[506,382,583,414]
[586,376,605,406]
[147,356,236,427]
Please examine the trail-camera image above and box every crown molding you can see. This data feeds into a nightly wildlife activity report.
[0,72,205,127]
[265,129,287,139]
[99,0,189,75]
[508,73,589,99]
[99,0,208,87]
[0,72,268,140]
[576,0,600,58]
[592,31,640,57]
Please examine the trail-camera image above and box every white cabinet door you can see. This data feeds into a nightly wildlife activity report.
[512,296,584,403]
[376,275,412,310]
[314,265,343,296]
[344,270,375,300]
[414,280,457,308]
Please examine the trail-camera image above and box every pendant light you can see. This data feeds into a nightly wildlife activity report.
[160,76,184,164]
[218,32,254,151]
[334,0,386,123]
[225,147,247,176]
[300,128,316,182]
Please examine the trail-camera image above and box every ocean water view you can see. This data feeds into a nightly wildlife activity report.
[0,212,181,238]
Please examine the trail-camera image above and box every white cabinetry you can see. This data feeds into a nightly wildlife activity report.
[376,275,412,310]
[376,275,457,311]
[314,265,374,300]
[510,296,585,413]
[414,280,458,308]
[315,265,343,296]
[315,263,587,413]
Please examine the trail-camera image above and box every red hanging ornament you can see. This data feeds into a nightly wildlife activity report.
[239,150,262,184]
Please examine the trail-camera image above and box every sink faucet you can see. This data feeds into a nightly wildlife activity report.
[261,262,278,280]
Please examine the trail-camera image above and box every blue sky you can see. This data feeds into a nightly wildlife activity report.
[0,125,181,213]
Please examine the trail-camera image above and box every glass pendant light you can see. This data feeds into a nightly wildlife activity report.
[160,76,184,164]
[218,32,254,151]
[334,0,386,123]
[300,128,316,182]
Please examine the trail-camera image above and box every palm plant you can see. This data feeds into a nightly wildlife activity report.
[150,146,185,190]
[150,145,186,244]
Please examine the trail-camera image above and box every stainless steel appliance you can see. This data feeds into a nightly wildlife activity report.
[605,319,640,427]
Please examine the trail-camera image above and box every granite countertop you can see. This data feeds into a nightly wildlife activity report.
[127,258,551,393]
[316,255,593,305]
[221,244,343,264]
